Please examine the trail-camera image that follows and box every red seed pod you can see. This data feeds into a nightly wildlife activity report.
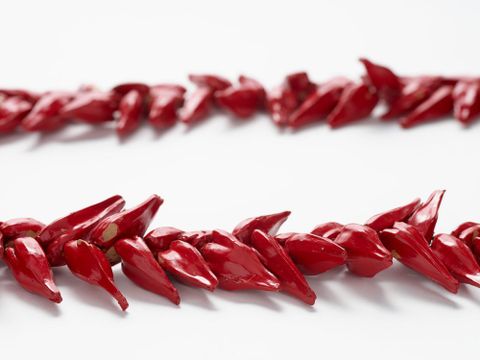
[335,224,393,277]
[251,230,316,305]
[0,89,40,103]
[21,91,73,131]
[431,233,480,288]
[407,190,445,243]
[0,218,45,239]
[215,86,263,118]
[365,198,421,232]
[179,87,214,125]
[177,230,212,248]
[144,226,184,255]
[285,72,316,103]
[60,91,118,124]
[64,239,128,311]
[452,79,480,125]
[0,96,33,133]
[158,240,218,291]
[188,74,232,91]
[112,83,150,97]
[148,85,186,128]
[238,75,266,105]
[379,222,459,293]
[114,237,180,304]
[452,223,480,248]
[232,211,291,245]
[266,85,298,126]
[116,89,144,137]
[451,221,479,239]
[200,229,280,292]
[311,222,344,241]
[359,58,402,104]
[472,237,480,262]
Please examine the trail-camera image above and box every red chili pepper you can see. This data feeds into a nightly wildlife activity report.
[200,229,280,291]
[452,79,480,125]
[112,83,150,97]
[215,85,263,118]
[114,237,180,304]
[285,72,316,103]
[144,226,184,254]
[0,96,33,133]
[365,198,421,232]
[4,237,62,303]
[288,77,352,129]
[431,233,480,288]
[280,232,347,275]
[64,239,129,311]
[335,224,393,277]
[232,210,291,245]
[158,240,218,291]
[400,85,453,128]
[407,190,445,243]
[238,75,266,105]
[327,81,379,128]
[0,218,45,239]
[39,195,125,266]
[451,221,479,239]
[251,230,316,304]
[310,222,344,240]
[381,76,443,119]
[359,58,402,104]
[0,231,4,259]
[178,230,212,248]
[0,89,40,103]
[471,237,480,262]
[179,87,214,125]
[116,90,144,136]
[379,222,459,293]
[59,91,118,124]
[21,91,73,131]
[451,223,480,248]
[266,85,298,126]
[148,85,186,129]
[188,74,232,91]
[89,195,163,249]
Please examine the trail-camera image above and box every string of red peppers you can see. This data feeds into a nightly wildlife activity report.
[1,58,480,137]
[2,189,480,310]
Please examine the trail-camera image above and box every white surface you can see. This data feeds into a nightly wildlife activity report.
[1,0,479,358]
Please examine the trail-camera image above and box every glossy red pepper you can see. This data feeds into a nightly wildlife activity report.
[451,221,479,239]
[359,58,402,104]
[285,72,316,103]
[451,223,480,248]
[310,222,344,240]
[0,218,45,239]
[452,79,480,125]
[112,83,150,97]
[148,85,186,128]
[4,237,62,303]
[251,230,316,304]
[89,195,163,249]
[335,224,393,277]
[59,91,118,124]
[178,230,212,248]
[21,91,73,131]
[431,233,480,287]
[365,198,421,232]
[238,75,266,105]
[280,232,347,275]
[114,237,180,304]
[158,240,218,291]
[0,96,33,133]
[379,222,459,293]
[232,210,291,244]
[266,85,298,126]
[188,74,232,91]
[327,81,379,128]
[117,89,144,136]
[407,190,445,243]
[288,77,351,129]
[144,226,184,254]
[179,87,214,125]
[0,89,40,103]
[200,229,280,292]
[215,85,263,118]
[64,239,128,311]
[400,85,453,128]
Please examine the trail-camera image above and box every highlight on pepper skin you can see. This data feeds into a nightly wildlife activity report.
[1,189,480,311]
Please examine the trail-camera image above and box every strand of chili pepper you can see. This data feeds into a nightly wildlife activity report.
[1,59,479,139]
[2,190,480,311]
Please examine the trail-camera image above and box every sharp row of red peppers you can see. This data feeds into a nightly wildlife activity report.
[2,58,480,138]
[2,189,480,311]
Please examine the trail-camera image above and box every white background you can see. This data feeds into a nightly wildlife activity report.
[1,0,479,358]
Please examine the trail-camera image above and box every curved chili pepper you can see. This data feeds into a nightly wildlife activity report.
[407,190,445,243]
[359,58,402,104]
[4,237,62,303]
[0,218,45,239]
[327,81,379,128]
[179,87,214,125]
[451,223,480,248]
[117,89,144,136]
[148,85,186,128]
[431,233,480,287]
[112,83,150,97]
[266,85,298,126]
[89,194,163,249]
[114,237,180,304]
[335,224,392,277]
[365,197,421,232]
[232,210,291,245]
[452,79,480,125]
[238,75,266,105]
[285,72,316,103]
[64,239,128,311]
[59,91,118,124]
[310,222,344,240]
[200,229,280,292]
[215,86,262,118]
[251,230,316,304]
[379,222,459,293]
[188,74,232,91]
[451,221,479,239]
[158,240,218,291]
[0,96,33,133]
[0,89,40,103]
[178,230,212,248]
[281,232,347,275]
[400,85,454,128]
[144,226,184,254]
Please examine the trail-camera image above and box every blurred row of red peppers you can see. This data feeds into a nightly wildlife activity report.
[1,58,479,138]
[1,189,480,311]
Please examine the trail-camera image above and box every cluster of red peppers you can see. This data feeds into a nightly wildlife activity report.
[1,58,479,137]
[1,190,480,310]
